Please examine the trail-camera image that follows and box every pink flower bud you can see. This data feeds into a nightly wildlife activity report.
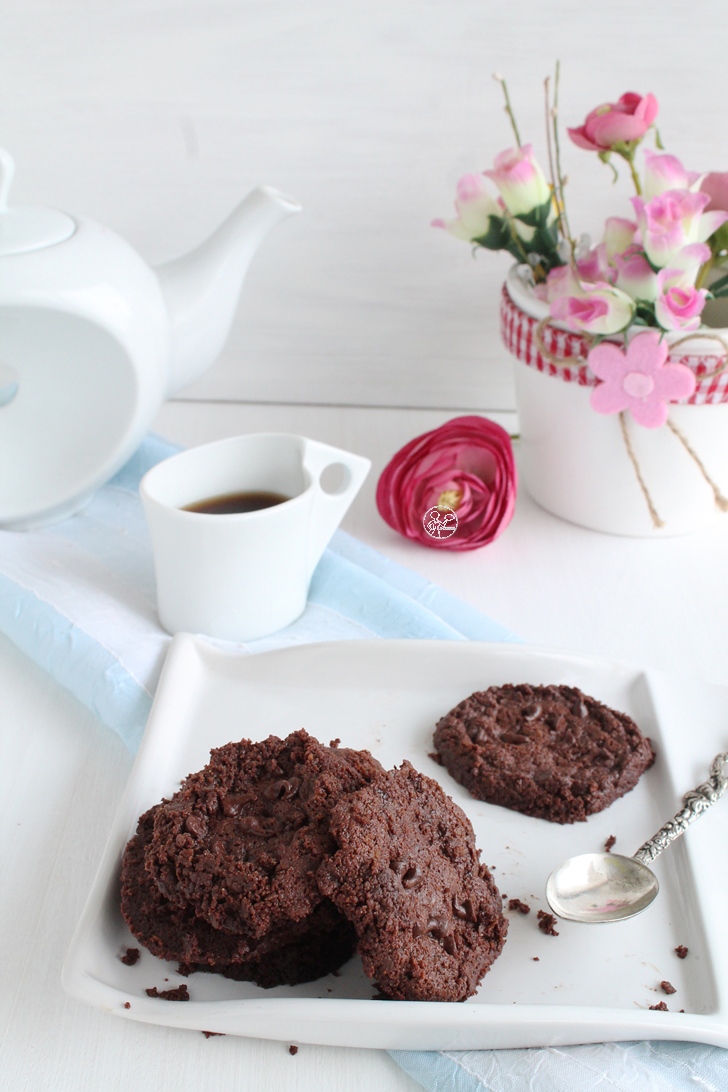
[700,172,728,214]
[483,145,551,217]
[631,190,728,269]
[432,173,502,241]
[643,151,701,200]
[568,92,658,152]
[550,281,635,335]
[376,417,517,551]
[654,268,708,331]
[613,250,658,301]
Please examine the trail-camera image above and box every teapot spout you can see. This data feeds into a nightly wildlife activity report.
[156,186,301,397]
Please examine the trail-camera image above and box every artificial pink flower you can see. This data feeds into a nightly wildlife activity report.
[589,329,696,427]
[539,263,583,303]
[603,217,638,260]
[654,267,708,331]
[576,242,614,284]
[483,145,552,217]
[643,151,701,200]
[631,190,728,269]
[432,174,503,241]
[700,172,728,213]
[613,250,658,301]
[550,280,635,334]
[376,416,516,551]
[568,92,658,152]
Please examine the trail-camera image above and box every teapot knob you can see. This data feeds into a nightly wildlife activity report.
[0,148,76,256]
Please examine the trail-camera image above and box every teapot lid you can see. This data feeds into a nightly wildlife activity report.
[0,149,75,256]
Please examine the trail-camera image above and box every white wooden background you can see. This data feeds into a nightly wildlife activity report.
[2,0,727,411]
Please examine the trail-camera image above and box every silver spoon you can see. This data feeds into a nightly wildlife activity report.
[546,752,728,923]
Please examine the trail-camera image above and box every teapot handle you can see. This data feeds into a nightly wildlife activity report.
[302,439,371,579]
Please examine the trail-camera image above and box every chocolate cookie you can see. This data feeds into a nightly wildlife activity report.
[145,730,383,937]
[433,683,655,823]
[317,762,507,1002]
[122,807,356,987]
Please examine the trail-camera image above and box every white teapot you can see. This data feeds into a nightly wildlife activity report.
[0,149,301,530]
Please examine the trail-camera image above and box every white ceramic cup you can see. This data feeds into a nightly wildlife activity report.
[140,433,371,640]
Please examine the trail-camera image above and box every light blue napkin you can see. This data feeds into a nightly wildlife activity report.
[0,435,724,1092]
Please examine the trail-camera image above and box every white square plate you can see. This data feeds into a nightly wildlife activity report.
[63,637,728,1049]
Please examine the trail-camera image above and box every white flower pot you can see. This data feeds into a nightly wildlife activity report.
[504,267,728,537]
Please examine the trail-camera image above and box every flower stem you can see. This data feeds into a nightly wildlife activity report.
[550,60,574,259]
[493,73,522,147]
[626,153,642,196]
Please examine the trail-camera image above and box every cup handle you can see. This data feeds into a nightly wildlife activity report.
[302,439,371,579]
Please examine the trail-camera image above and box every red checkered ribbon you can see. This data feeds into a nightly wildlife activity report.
[500,284,728,405]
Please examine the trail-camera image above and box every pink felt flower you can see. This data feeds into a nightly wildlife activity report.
[568,92,658,152]
[376,416,517,550]
[589,329,696,428]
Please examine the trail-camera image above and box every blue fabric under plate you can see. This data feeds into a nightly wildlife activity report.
[0,434,724,1092]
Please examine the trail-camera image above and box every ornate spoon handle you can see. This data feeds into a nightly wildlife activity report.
[633,752,728,866]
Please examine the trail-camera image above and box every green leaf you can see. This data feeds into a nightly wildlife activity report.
[471,215,512,252]
[513,197,555,230]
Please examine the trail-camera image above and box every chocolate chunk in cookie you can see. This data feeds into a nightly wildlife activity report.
[317,761,507,1002]
[145,731,382,938]
[433,684,655,823]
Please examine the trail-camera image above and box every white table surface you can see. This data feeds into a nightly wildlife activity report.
[3,398,728,1092]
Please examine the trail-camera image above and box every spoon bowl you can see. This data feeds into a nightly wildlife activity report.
[546,852,659,923]
[546,752,728,924]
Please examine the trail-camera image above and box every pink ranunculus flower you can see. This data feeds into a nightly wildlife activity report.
[700,172,728,213]
[643,151,701,200]
[550,280,635,335]
[483,144,552,217]
[375,416,517,551]
[630,190,728,269]
[654,267,709,331]
[431,173,503,241]
[589,329,696,428]
[568,92,658,152]
[613,249,659,301]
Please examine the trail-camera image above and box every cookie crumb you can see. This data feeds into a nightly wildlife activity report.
[604,835,616,853]
[537,910,559,936]
[146,984,190,1001]
[660,980,677,995]
[289,1045,299,1055]
[649,1001,668,1011]
[508,898,530,915]
[120,948,140,966]
[202,1031,224,1038]
[532,957,540,962]
[123,1002,131,1009]
[329,739,340,749]
[675,946,689,959]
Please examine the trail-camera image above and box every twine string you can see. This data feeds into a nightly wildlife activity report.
[666,418,728,512]
[618,412,664,530]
